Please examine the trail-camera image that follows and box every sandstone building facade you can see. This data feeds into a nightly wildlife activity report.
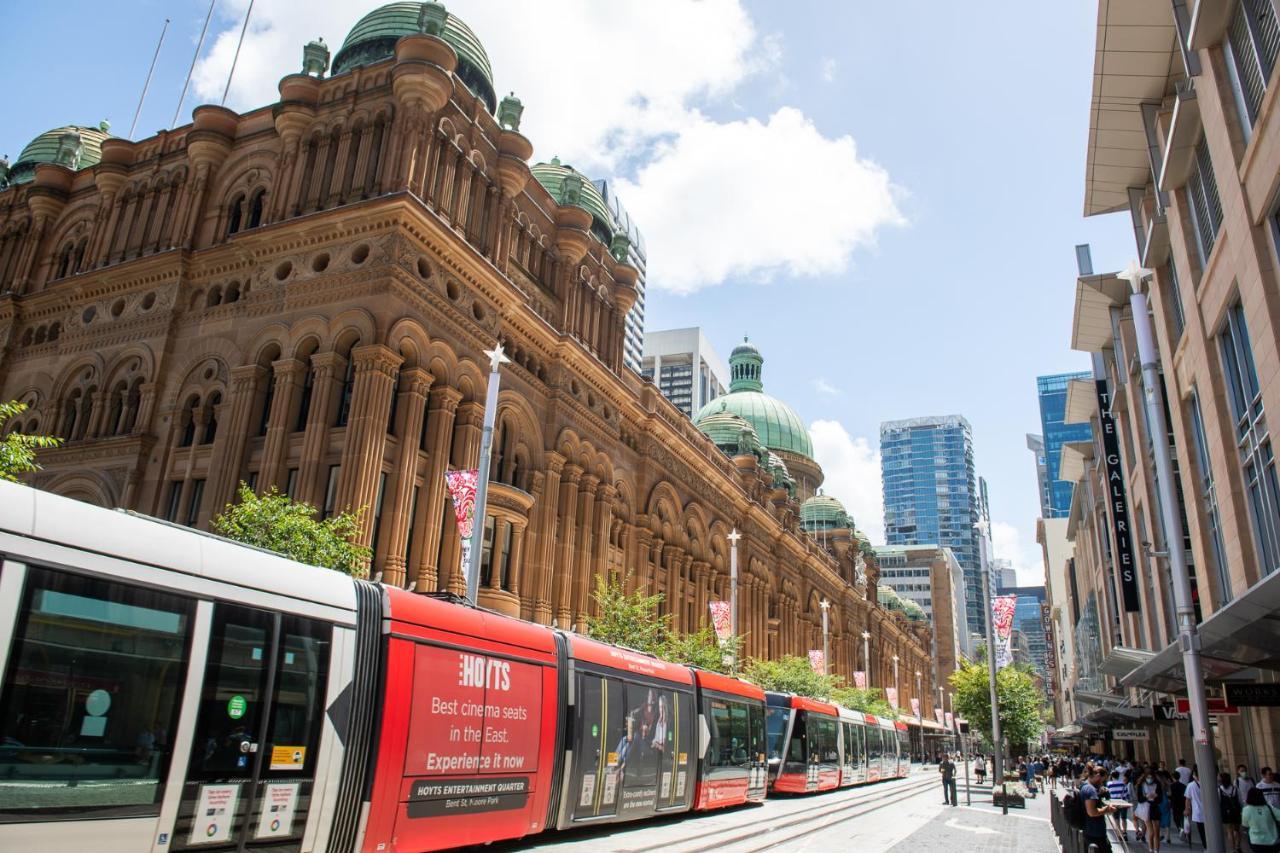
[0,3,935,712]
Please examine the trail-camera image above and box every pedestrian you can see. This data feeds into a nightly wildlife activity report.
[1187,770,1206,848]
[1083,766,1118,853]
[1260,767,1280,809]
[1238,764,1257,810]
[1177,758,1193,786]
[939,753,957,807]
[1219,772,1243,853]
[975,754,987,785]
[1109,770,1133,841]
[1136,768,1164,853]
[1169,770,1187,843]
[1157,771,1175,847]
[1242,786,1280,853]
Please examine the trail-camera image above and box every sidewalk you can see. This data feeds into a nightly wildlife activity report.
[887,777,1058,853]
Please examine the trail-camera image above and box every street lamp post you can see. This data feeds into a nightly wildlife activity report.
[820,598,830,676]
[977,519,1007,816]
[892,654,899,711]
[861,630,871,686]
[728,528,741,675]
[465,344,509,605]
[1120,261,1222,852]
[915,669,922,767]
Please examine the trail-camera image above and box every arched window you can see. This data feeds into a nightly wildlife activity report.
[248,189,266,228]
[179,396,200,447]
[73,239,87,274]
[106,383,126,437]
[47,322,60,342]
[72,387,94,441]
[224,281,241,304]
[120,379,142,434]
[295,365,314,431]
[203,392,222,444]
[55,243,74,279]
[206,286,223,309]
[335,344,358,427]
[60,390,80,440]
[227,195,245,236]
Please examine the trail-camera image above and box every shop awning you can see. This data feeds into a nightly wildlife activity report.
[1121,566,1280,692]
[1101,646,1157,678]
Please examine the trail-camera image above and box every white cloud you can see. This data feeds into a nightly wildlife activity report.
[190,0,905,294]
[810,420,884,544]
[991,521,1045,587]
[821,57,837,82]
[811,377,841,396]
[616,108,904,292]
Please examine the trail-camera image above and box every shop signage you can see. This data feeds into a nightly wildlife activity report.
[1112,729,1149,741]
[1175,697,1239,716]
[1225,683,1280,707]
[1096,378,1141,612]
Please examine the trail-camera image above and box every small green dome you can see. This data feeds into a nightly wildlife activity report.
[331,2,497,112]
[8,123,111,185]
[693,338,813,460]
[531,159,614,246]
[800,493,852,530]
[696,405,759,451]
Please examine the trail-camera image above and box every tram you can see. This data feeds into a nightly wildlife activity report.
[0,481,910,852]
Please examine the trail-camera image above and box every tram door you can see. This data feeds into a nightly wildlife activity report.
[170,603,331,852]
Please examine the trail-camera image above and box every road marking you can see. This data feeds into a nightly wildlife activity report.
[944,817,1000,835]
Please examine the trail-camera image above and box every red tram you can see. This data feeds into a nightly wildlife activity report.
[0,482,912,853]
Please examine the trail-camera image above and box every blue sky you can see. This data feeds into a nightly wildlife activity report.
[1,1,1133,582]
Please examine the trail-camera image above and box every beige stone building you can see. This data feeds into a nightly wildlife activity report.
[0,4,935,711]
[1056,0,1280,766]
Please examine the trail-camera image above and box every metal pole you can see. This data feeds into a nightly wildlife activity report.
[130,18,169,139]
[1122,263,1223,852]
[893,654,899,712]
[729,529,741,675]
[172,0,216,129]
[964,731,972,805]
[222,0,256,106]
[979,520,1008,815]
[466,345,508,605]
[862,631,871,686]
[821,599,830,676]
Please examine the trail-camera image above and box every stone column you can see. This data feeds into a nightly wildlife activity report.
[571,476,598,630]
[451,401,484,468]
[334,344,402,547]
[209,365,266,509]
[529,457,563,623]
[259,359,305,491]
[413,385,461,591]
[378,367,432,587]
[508,520,528,596]
[585,484,614,620]
[295,351,345,507]
[553,465,582,627]
[693,561,710,631]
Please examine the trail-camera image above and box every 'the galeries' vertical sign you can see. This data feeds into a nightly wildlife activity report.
[1095,378,1141,612]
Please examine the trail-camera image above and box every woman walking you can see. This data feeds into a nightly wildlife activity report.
[1242,786,1280,853]
[1136,768,1165,853]
[974,755,987,785]
[1219,771,1243,853]
[1157,771,1175,847]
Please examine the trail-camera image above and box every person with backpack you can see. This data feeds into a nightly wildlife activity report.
[1108,769,1133,841]
[1242,786,1280,853]
[1219,771,1244,853]
[1077,766,1119,852]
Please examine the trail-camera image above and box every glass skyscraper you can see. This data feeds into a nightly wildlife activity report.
[1036,371,1092,517]
[880,415,983,636]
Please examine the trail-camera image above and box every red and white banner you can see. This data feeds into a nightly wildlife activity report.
[708,601,732,642]
[910,697,921,718]
[886,686,898,708]
[993,593,1019,670]
[808,649,826,676]
[445,469,479,577]
[945,711,955,731]
[853,671,866,689]
[934,709,945,725]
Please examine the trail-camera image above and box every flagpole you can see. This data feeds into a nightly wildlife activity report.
[728,528,741,675]
[466,344,509,605]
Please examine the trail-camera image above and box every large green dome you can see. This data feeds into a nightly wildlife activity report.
[531,159,614,246]
[693,338,813,460]
[331,2,497,112]
[801,493,852,531]
[7,123,111,186]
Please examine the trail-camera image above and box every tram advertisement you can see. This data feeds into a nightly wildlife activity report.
[404,645,542,816]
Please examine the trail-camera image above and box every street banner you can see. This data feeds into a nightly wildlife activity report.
[853,671,866,688]
[1095,377,1141,611]
[910,697,921,718]
[886,686,898,708]
[993,594,1018,670]
[444,469,479,579]
[945,711,955,731]
[808,649,825,676]
[934,709,945,725]
[708,601,732,642]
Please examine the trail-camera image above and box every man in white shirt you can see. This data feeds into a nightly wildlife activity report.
[1257,767,1280,808]
[1237,764,1256,806]
[1186,772,1206,848]
[1176,758,1193,786]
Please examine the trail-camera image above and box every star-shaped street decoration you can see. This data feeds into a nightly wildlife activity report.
[1117,259,1153,293]
[727,528,743,545]
[483,343,510,373]
[820,598,830,612]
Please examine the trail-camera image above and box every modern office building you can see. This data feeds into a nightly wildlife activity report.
[1004,584,1049,684]
[881,415,982,636]
[642,327,729,419]
[873,544,970,679]
[594,179,646,374]
[993,558,1018,593]
[1027,433,1052,518]
[1036,372,1093,517]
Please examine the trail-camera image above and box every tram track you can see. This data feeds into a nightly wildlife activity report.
[618,774,939,853]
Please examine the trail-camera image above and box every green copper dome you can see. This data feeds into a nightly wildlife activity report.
[693,338,813,460]
[331,2,497,112]
[531,159,615,246]
[7,123,111,186]
[800,493,852,531]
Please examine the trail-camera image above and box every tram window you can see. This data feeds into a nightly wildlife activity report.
[765,706,788,760]
[188,604,272,778]
[786,712,806,763]
[708,700,750,768]
[0,567,194,816]
[749,704,765,764]
[813,717,838,763]
[264,616,330,776]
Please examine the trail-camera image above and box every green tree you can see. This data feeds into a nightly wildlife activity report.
[949,659,1045,756]
[830,686,896,719]
[742,655,839,699]
[585,573,669,655]
[212,483,370,576]
[662,624,742,674]
[0,401,61,482]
